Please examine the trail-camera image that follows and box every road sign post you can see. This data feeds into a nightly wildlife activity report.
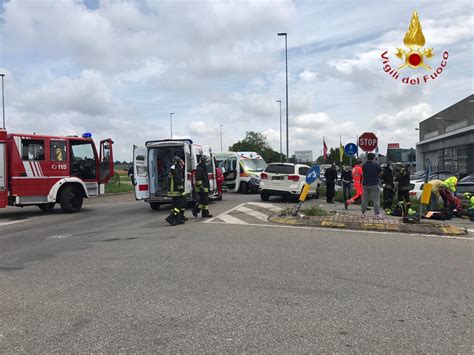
[292,165,320,215]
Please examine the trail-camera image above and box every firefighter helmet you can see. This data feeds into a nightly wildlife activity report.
[172,156,183,165]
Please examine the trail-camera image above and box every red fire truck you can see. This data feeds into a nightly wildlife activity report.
[0,129,114,213]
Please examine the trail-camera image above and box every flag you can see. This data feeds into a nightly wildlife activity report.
[323,137,327,161]
[339,137,344,163]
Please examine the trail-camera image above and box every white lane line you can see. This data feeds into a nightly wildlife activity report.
[246,202,281,211]
[0,220,28,227]
[235,206,270,222]
[218,213,249,225]
[46,234,72,240]
[205,220,474,240]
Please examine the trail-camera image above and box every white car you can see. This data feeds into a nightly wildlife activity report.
[410,180,424,199]
[259,163,320,201]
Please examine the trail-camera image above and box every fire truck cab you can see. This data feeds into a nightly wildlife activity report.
[0,129,114,213]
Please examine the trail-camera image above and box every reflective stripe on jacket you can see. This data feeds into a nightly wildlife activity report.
[168,165,184,197]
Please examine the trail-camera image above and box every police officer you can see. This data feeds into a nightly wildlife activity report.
[165,156,187,226]
[192,156,213,218]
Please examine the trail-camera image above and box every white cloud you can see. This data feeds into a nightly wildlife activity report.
[1,1,471,161]
[299,69,318,82]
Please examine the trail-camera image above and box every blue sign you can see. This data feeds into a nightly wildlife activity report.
[344,143,358,156]
[306,165,321,184]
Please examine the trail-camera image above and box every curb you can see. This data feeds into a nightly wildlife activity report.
[269,214,468,236]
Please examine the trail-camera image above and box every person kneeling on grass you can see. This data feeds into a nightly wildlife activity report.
[360,153,383,219]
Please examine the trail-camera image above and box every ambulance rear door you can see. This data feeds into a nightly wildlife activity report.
[133,145,150,200]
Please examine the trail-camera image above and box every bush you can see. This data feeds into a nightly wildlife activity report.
[301,206,329,216]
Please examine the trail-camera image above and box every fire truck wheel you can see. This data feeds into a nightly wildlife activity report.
[59,185,84,213]
[38,203,55,212]
[149,202,161,210]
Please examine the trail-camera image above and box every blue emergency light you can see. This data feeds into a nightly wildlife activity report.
[82,133,92,138]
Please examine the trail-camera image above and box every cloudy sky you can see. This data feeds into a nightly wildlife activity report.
[0,0,472,161]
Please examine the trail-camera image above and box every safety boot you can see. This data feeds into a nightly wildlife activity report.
[192,203,201,217]
[202,209,213,218]
[165,213,176,226]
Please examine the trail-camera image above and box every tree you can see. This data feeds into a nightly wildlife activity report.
[229,131,285,163]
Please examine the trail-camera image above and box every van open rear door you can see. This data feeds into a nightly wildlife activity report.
[0,130,7,208]
[133,145,150,200]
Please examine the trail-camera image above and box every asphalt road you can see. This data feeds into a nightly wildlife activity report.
[0,193,472,353]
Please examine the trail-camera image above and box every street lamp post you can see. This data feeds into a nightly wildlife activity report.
[220,125,223,151]
[277,32,289,162]
[170,112,174,139]
[0,73,5,129]
[276,100,282,162]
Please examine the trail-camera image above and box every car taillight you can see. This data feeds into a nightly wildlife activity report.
[409,191,417,196]
[261,173,268,179]
[288,175,300,182]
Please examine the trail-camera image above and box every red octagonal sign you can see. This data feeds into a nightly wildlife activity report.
[358,132,378,152]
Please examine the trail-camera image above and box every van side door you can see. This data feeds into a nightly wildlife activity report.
[133,145,150,200]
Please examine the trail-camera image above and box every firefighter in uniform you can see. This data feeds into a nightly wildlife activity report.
[192,156,213,218]
[165,156,187,226]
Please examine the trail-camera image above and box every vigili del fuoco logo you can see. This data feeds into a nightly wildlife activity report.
[381,11,449,85]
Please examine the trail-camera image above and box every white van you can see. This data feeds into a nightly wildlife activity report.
[220,151,267,193]
[133,139,218,210]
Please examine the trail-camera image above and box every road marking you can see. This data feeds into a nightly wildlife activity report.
[246,202,282,211]
[204,202,279,225]
[46,234,72,240]
[218,214,249,225]
[235,206,270,222]
[0,220,28,227]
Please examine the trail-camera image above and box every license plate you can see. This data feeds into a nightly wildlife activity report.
[272,176,284,180]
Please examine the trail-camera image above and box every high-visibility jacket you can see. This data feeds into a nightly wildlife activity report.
[195,162,210,193]
[442,176,458,192]
[352,165,363,185]
[168,165,185,197]
[428,179,444,197]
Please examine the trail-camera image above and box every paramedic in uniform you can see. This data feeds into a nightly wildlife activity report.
[192,156,213,218]
[165,156,187,226]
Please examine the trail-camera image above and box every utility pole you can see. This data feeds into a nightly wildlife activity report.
[277,32,289,162]
[220,124,223,151]
[170,112,174,139]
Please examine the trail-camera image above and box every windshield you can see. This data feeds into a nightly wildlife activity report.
[242,158,267,172]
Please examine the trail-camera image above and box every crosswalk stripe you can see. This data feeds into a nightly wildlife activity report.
[235,206,270,222]
[218,213,249,225]
[246,202,281,211]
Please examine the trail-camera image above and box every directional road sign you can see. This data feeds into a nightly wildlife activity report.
[305,165,320,184]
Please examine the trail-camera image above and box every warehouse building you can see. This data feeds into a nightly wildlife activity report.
[416,94,474,176]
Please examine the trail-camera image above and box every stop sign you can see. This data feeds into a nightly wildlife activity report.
[358,132,378,152]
